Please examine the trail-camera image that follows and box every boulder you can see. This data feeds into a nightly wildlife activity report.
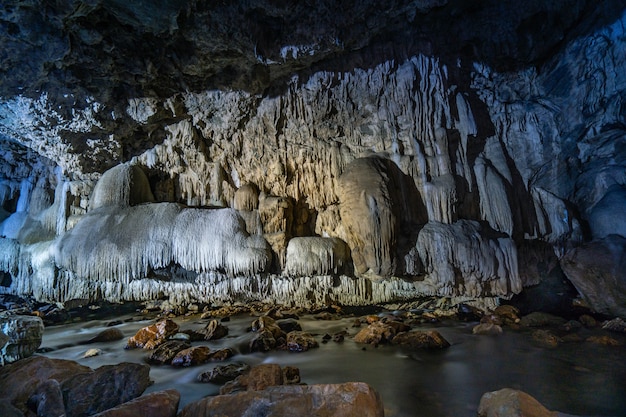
[0,315,44,364]
[520,312,566,327]
[561,235,626,318]
[276,318,302,333]
[0,356,90,410]
[220,363,284,394]
[171,346,212,367]
[182,382,385,417]
[187,319,228,341]
[207,348,234,362]
[27,379,65,417]
[391,330,451,349]
[197,362,250,384]
[125,319,179,349]
[61,362,152,417]
[477,388,557,417]
[84,328,124,344]
[146,340,191,365]
[353,321,397,345]
[91,389,180,417]
[249,329,278,352]
[531,330,561,348]
[602,317,626,333]
[473,323,503,335]
[285,331,318,352]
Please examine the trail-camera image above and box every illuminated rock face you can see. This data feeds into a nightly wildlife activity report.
[1,1,626,313]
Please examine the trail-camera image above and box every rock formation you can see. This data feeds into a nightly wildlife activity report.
[0,1,626,315]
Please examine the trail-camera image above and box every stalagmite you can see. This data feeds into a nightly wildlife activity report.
[284,237,351,276]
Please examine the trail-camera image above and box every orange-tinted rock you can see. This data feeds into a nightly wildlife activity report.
[125,319,179,350]
[478,388,556,417]
[182,382,385,417]
[171,346,212,367]
[285,331,318,352]
[353,321,396,345]
[586,335,623,346]
[391,330,450,349]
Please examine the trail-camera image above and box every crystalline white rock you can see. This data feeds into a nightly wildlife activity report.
[284,237,351,276]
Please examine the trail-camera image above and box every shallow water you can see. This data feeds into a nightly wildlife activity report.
[39,312,626,417]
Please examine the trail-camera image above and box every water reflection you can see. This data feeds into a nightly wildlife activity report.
[38,313,626,417]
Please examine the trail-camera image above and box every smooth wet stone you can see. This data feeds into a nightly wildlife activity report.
[285,331,318,352]
[146,340,191,365]
[520,312,566,327]
[586,335,622,346]
[83,348,103,358]
[478,388,555,417]
[251,316,285,339]
[531,330,561,348]
[125,319,179,349]
[473,323,503,336]
[0,315,44,364]
[183,382,385,417]
[197,362,251,384]
[276,318,302,333]
[493,305,521,325]
[207,347,234,361]
[171,346,212,367]
[91,389,180,417]
[84,328,124,344]
[0,356,91,410]
[27,379,65,417]
[61,362,151,417]
[602,317,626,333]
[391,330,450,349]
[579,315,597,327]
[249,328,278,352]
[220,363,284,394]
[457,303,483,321]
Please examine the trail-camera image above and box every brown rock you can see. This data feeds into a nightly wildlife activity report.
[472,323,503,335]
[249,328,278,352]
[531,330,561,348]
[0,399,23,417]
[493,305,520,325]
[91,389,180,417]
[251,316,285,339]
[189,319,228,341]
[220,363,284,394]
[62,362,151,417]
[207,347,235,361]
[391,330,450,349]
[125,319,179,349]
[27,379,65,417]
[579,314,597,327]
[282,366,300,384]
[171,346,212,367]
[478,388,557,417]
[520,312,566,328]
[0,356,91,410]
[146,340,191,365]
[84,328,124,344]
[183,382,385,417]
[586,335,623,346]
[197,362,250,384]
[285,331,318,352]
[353,321,396,345]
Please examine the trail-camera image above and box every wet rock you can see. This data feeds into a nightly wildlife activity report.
[187,319,228,341]
[169,332,190,341]
[314,311,340,320]
[531,330,561,348]
[171,346,212,367]
[83,348,103,358]
[285,331,318,352]
[586,335,623,346]
[91,389,180,417]
[561,320,582,332]
[520,312,566,327]
[62,362,151,417]
[385,320,411,334]
[183,382,385,417]
[579,314,597,327]
[251,316,285,339]
[602,317,626,333]
[125,319,179,349]
[276,318,302,333]
[282,366,300,385]
[197,362,250,384]
[457,303,483,321]
[333,331,347,343]
[493,305,520,325]
[244,363,284,391]
[0,356,91,409]
[0,315,44,364]
[146,340,191,365]
[478,388,555,417]
[391,330,451,349]
[354,321,397,345]
[472,323,503,336]
[0,399,23,417]
[27,379,65,417]
[249,329,278,352]
[84,328,124,344]
[207,347,235,362]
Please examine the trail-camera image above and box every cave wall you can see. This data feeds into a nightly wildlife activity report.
[1,1,626,314]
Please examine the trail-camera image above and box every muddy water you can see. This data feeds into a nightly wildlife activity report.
[38,312,626,417]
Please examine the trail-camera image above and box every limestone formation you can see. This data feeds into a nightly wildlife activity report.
[0,315,44,364]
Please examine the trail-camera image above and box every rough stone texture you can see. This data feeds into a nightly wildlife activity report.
[126,319,179,350]
[197,362,250,384]
[0,315,44,364]
[285,331,319,352]
[61,362,152,417]
[391,330,451,349]
[1,1,626,310]
[146,340,191,365]
[182,382,385,417]
[171,346,212,367]
[561,235,626,318]
[477,388,558,417]
[91,389,180,417]
[84,328,124,344]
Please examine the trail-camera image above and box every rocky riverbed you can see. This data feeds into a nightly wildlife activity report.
[1,296,626,416]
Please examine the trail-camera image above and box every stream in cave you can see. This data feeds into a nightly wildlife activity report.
[37,310,626,417]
